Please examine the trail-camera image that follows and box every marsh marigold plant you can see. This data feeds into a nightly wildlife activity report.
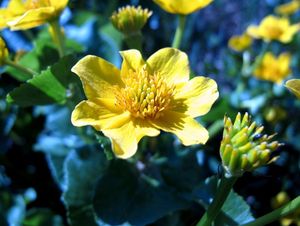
[153,0,213,15]
[286,79,300,99]
[247,15,300,43]
[71,48,219,158]
[254,52,291,84]
[0,0,68,30]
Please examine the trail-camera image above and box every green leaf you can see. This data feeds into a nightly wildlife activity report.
[7,55,78,107]
[22,208,64,226]
[62,147,108,226]
[193,176,254,225]
[93,160,189,226]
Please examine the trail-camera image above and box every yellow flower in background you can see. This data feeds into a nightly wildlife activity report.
[153,0,213,15]
[0,0,68,30]
[254,52,291,84]
[247,15,300,43]
[271,192,300,226]
[228,33,252,52]
[0,37,8,66]
[275,0,300,16]
[111,6,152,35]
[71,48,219,159]
[286,79,300,99]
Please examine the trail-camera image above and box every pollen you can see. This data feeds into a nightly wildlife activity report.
[116,68,175,119]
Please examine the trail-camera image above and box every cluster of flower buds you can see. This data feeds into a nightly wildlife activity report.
[220,113,281,177]
[111,6,152,36]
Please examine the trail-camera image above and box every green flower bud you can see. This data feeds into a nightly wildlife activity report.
[220,113,281,178]
[111,5,152,35]
[0,37,8,66]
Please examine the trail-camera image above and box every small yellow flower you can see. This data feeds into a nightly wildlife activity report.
[0,0,68,30]
[254,52,291,84]
[71,48,219,159]
[271,192,300,226]
[220,113,280,177]
[228,33,252,52]
[153,0,213,15]
[275,0,300,16]
[286,79,300,99]
[111,6,152,35]
[0,37,8,66]
[247,15,300,43]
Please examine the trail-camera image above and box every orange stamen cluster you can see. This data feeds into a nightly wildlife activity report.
[116,68,175,119]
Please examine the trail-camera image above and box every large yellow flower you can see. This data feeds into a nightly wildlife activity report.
[153,0,213,15]
[254,52,291,84]
[71,48,219,159]
[247,15,300,43]
[0,0,68,30]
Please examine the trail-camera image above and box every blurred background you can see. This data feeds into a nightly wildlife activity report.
[0,0,299,225]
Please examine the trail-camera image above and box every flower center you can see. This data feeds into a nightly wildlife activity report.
[116,68,175,119]
[265,25,283,39]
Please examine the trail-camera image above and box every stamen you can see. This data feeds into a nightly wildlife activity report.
[115,68,175,119]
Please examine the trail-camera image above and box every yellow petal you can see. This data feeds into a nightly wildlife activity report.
[119,49,145,78]
[279,24,300,43]
[7,0,26,14]
[246,25,260,39]
[50,0,69,11]
[103,119,160,159]
[71,98,129,130]
[71,55,123,99]
[151,110,209,145]
[173,76,219,117]
[7,7,55,30]
[286,79,300,99]
[146,48,190,85]
[153,0,213,15]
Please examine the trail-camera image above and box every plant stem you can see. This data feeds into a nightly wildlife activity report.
[240,196,300,226]
[4,59,37,77]
[49,19,66,57]
[124,32,143,52]
[196,176,238,226]
[172,15,186,49]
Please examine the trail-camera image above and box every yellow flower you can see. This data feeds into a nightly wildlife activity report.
[228,33,252,52]
[247,15,300,43]
[153,0,213,15]
[275,0,300,16]
[286,79,300,99]
[271,192,300,226]
[254,52,291,84]
[0,37,8,66]
[71,48,219,159]
[111,6,152,35]
[0,0,68,30]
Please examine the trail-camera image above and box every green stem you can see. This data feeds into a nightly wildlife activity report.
[240,196,300,226]
[250,42,269,72]
[172,15,186,49]
[124,32,143,51]
[4,59,37,77]
[196,176,238,226]
[49,19,66,57]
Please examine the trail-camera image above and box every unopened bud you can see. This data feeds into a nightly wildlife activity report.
[220,112,281,177]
